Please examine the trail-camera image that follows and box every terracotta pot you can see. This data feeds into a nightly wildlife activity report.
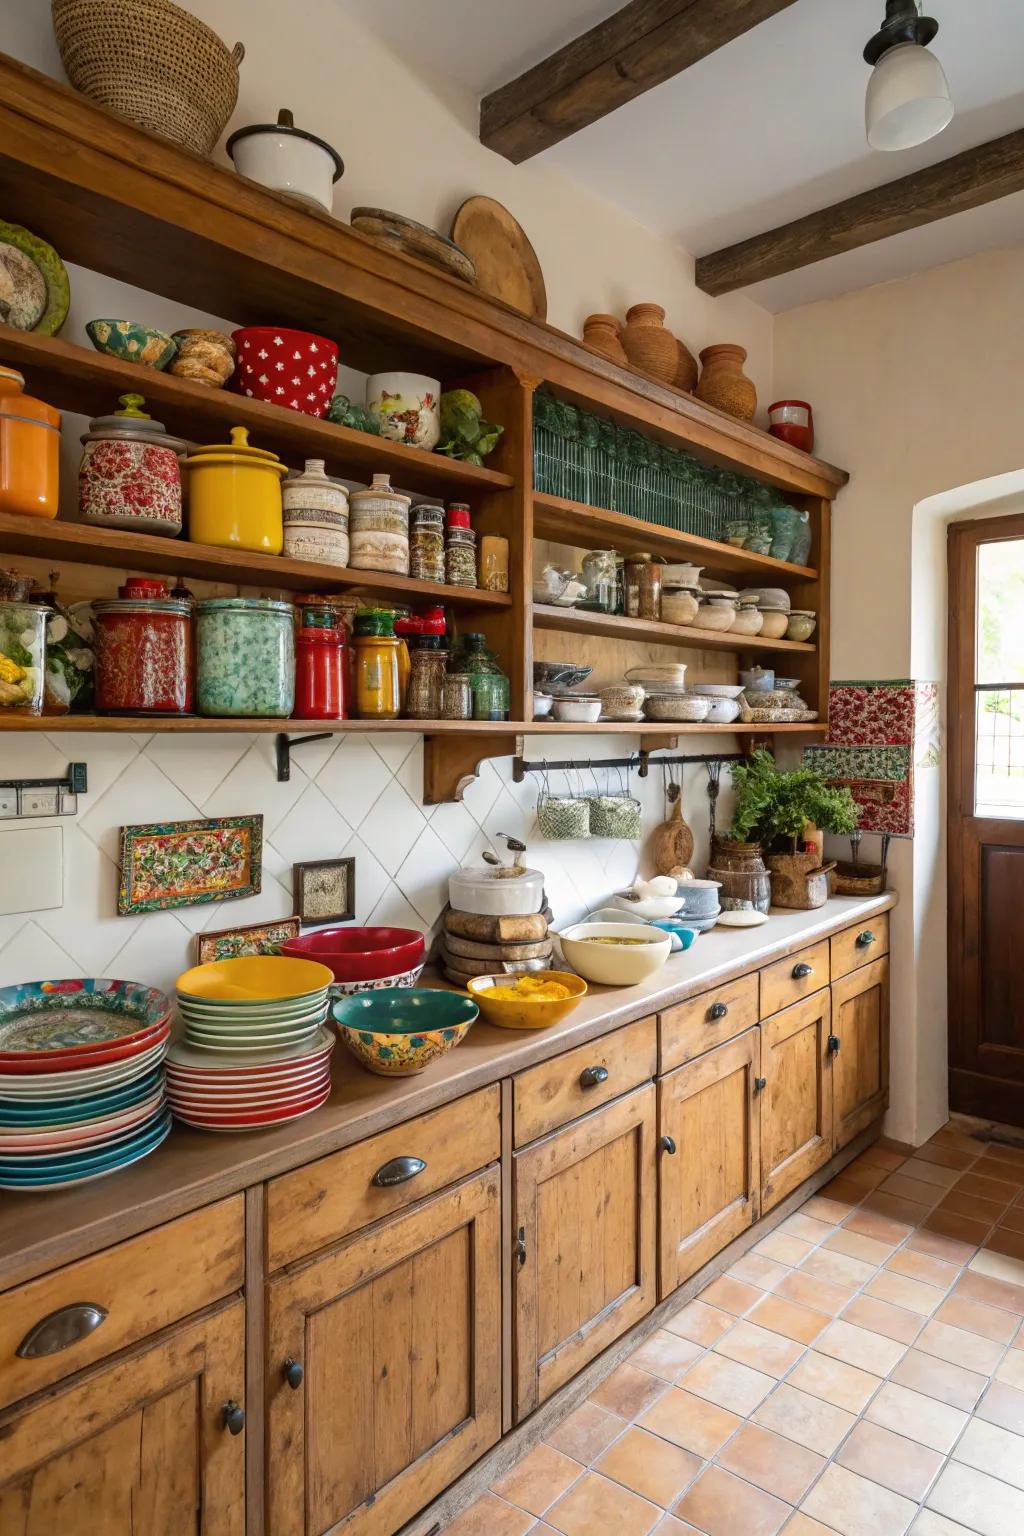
[765,850,836,910]
[707,839,771,914]
[582,313,627,365]
[696,344,757,421]
[673,337,699,393]
[620,304,676,383]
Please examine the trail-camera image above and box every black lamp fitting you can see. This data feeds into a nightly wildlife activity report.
[864,0,940,65]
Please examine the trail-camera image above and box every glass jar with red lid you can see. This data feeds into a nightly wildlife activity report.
[294,626,347,720]
[93,578,192,714]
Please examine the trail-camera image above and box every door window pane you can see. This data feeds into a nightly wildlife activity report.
[977,539,1024,684]
[975,689,1024,817]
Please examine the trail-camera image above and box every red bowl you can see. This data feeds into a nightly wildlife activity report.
[232,326,338,418]
[282,927,426,983]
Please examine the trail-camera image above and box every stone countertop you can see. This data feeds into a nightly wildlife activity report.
[0,893,896,1291]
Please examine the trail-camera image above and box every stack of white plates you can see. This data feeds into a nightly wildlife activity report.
[165,1029,334,1131]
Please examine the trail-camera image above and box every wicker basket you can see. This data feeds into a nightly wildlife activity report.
[832,861,887,897]
[52,0,244,158]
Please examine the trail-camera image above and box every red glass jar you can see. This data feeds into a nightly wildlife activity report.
[294,626,347,720]
[767,400,814,454]
[94,585,192,713]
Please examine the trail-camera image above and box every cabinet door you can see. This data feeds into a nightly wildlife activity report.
[513,1084,656,1421]
[267,1168,501,1536]
[832,956,890,1149]
[761,989,833,1213]
[0,1299,245,1534]
[659,1030,760,1297]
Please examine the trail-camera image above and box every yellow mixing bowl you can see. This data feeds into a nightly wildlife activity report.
[183,425,286,553]
[175,955,333,1002]
[466,971,588,1030]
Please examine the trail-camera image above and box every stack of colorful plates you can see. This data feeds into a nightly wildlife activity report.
[174,956,334,1053]
[165,1028,334,1131]
[0,979,172,1191]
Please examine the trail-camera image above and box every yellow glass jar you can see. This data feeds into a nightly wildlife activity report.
[182,426,286,553]
[354,633,401,719]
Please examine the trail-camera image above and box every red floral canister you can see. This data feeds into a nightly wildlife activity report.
[79,394,188,537]
[294,626,347,720]
[232,327,339,418]
[93,580,192,714]
[767,400,815,454]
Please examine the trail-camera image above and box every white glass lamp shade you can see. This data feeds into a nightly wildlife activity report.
[866,41,954,150]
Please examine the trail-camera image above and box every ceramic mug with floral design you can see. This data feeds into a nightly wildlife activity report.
[365,372,441,450]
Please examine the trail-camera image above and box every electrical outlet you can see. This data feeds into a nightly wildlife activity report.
[0,790,16,819]
[20,786,60,817]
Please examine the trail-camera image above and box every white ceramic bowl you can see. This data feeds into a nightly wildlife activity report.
[661,563,704,587]
[532,691,554,718]
[449,867,545,916]
[693,602,736,633]
[600,683,646,713]
[692,684,745,699]
[553,696,602,723]
[702,697,741,724]
[643,694,712,723]
[557,922,672,986]
[611,892,685,919]
[731,605,765,636]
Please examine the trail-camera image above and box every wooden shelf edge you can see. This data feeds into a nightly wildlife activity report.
[532,604,816,655]
[0,716,827,737]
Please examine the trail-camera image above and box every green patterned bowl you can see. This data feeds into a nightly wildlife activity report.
[332,988,477,1076]
[86,319,177,371]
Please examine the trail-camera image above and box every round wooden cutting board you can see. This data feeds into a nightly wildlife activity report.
[451,196,547,320]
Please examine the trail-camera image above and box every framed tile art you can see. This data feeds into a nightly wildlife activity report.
[293,858,355,925]
[804,680,938,838]
[118,815,263,915]
[195,915,300,965]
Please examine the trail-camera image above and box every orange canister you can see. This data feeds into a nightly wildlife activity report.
[0,367,61,519]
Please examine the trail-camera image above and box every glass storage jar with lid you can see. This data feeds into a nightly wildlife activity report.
[94,578,192,715]
[294,626,347,720]
[196,597,294,717]
[409,502,446,583]
[0,597,49,716]
[405,636,448,719]
[353,608,401,718]
[453,632,510,721]
[580,548,618,613]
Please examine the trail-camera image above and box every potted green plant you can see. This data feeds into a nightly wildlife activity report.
[727,750,859,909]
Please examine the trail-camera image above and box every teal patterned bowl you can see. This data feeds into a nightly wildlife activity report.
[86,319,177,371]
[332,988,477,1077]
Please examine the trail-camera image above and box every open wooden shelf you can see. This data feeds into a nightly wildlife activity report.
[533,603,816,655]
[1,715,826,738]
[531,492,818,581]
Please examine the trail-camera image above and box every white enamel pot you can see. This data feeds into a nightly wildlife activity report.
[227,109,343,212]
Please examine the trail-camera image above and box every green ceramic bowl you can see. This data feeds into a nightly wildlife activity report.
[86,319,177,370]
[332,988,478,1077]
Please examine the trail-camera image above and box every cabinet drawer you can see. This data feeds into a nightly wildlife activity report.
[267,1086,500,1269]
[0,1196,244,1411]
[832,912,889,980]
[513,1016,656,1147]
[760,940,830,1017]
[660,973,759,1072]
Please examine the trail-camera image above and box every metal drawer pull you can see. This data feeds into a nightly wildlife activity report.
[708,1002,729,1022]
[754,1076,768,1093]
[579,1064,609,1089]
[283,1357,304,1389]
[514,1226,528,1267]
[828,1034,842,1056]
[660,1135,678,1155]
[856,930,877,948]
[16,1302,108,1359]
[372,1155,426,1187]
[792,962,814,979]
[222,1401,245,1435]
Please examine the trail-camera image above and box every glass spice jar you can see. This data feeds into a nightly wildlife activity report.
[446,526,477,588]
[479,534,509,593]
[294,626,347,720]
[93,580,192,715]
[409,503,446,583]
[353,619,401,719]
[195,597,294,718]
[405,636,448,720]
[441,672,472,720]
[624,553,662,620]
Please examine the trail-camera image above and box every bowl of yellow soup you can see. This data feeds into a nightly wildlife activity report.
[466,971,588,1030]
[556,922,672,986]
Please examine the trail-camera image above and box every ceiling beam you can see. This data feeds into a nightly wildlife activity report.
[480,0,799,163]
[696,127,1024,296]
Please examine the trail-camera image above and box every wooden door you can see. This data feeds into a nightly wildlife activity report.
[761,990,833,1212]
[949,515,1024,1124]
[267,1168,501,1536]
[832,958,890,1149]
[0,1299,245,1534]
[513,1084,656,1421]
[659,1029,760,1297]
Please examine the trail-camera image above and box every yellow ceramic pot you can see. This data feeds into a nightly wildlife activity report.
[0,367,61,520]
[183,425,285,553]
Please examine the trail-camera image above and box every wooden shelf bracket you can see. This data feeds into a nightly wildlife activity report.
[423,733,524,806]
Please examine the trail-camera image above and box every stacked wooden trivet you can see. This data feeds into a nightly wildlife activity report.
[439,907,554,987]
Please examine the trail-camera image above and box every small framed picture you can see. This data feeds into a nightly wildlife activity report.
[195,916,301,965]
[118,815,263,915]
[294,858,356,925]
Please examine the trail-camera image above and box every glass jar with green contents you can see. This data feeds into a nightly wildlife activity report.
[0,600,47,716]
[454,632,509,721]
[196,598,294,717]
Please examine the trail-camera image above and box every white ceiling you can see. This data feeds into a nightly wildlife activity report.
[348,0,1024,312]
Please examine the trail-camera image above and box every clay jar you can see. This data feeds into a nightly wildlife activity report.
[696,345,757,422]
[620,304,676,384]
[582,314,627,365]
[673,338,699,393]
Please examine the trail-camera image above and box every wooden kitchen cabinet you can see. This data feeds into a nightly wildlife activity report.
[760,990,834,1212]
[266,1168,501,1536]
[0,1299,245,1534]
[512,1084,657,1420]
[659,1030,761,1296]
[832,956,890,1148]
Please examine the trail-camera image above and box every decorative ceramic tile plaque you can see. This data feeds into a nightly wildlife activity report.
[118,816,263,915]
[293,858,356,925]
[195,915,300,965]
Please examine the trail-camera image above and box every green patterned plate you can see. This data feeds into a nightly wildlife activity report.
[0,220,70,335]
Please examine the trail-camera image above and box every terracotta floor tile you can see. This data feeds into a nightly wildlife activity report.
[910,1513,978,1536]
[788,1349,883,1414]
[976,1379,1024,1435]
[886,1248,961,1289]
[995,1350,1024,1390]
[914,1143,978,1171]
[445,1492,536,1536]
[924,1126,979,1152]
[842,1294,923,1344]
[937,1190,1008,1224]
[915,1318,1005,1373]
[880,1172,945,1206]
[637,1388,741,1459]
[978,1141,1024,1169]
[969,1247,1024,1287]
[754,1232,815,1267]
[846,1209,914,1244]
[673,1465,791,1536]
[907,1228,978,1266]
[801,1461,917,1536]
[545,1470,661,1536]
[821,1175,872,1205]
[926,1459,1024,1536]
[749,1293,829,1346]
[891,1348,989,1411]
[865,1379,969,1453]
[859,1145,909,1172]
[780,1213,836,1245]
[922,1208,994,1247]
[713,1320,804,1379]
[753,1382,857,1455]
[836,1419,944,1501]
[545,1401,626,1463]
[776,1268,856,1315]
[784,1516,841,1536]
[717,1422,825,1505]
[977,1155,1024,1187]
[864,1192,934,1227]
[838,1159,889,1192]
[729,1252,791,1291]
[800,1195,854,1225]
[815,1318,908,1375]
[825,1227,896,1265]
[984,1227,1024,1262]
[954,1171,1020,1206]
[591,1362,671,1420]
[492,1444,584,1517]
[629,1330,705,1383]
[653,1519,703,1535]
[902,1158,962,1188]
[664,1298,735,1347]
[700,1275,764,1316]
[680,1351,775,1416]
[935,1293,1018,1344]
[594,1427,703,1509]
[799,1247,877,1290]
[996,1203,1024,1235]
[866,1269,945,1317]
[952,1417,1024,1491]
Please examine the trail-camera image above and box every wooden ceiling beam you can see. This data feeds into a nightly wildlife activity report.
[696,127,1024,296]
[480,0,799,163]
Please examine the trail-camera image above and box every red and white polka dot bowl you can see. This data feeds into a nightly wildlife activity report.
[232,327,339,418]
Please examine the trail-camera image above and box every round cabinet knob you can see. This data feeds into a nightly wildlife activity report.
[856,930,876,948]
[792,962,813,979]
[827,1033,842,1056]
[754,1076,768,1093]
[283,1357,304,1390]
[708,1002,729,1022]
[222,1401,245,1436]
[579,1065,609,1089]
[659,1135,678,1155]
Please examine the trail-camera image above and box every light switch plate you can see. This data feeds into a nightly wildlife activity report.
[0,825,63,914]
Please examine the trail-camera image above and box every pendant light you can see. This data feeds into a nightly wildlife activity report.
[864,0,953,151]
